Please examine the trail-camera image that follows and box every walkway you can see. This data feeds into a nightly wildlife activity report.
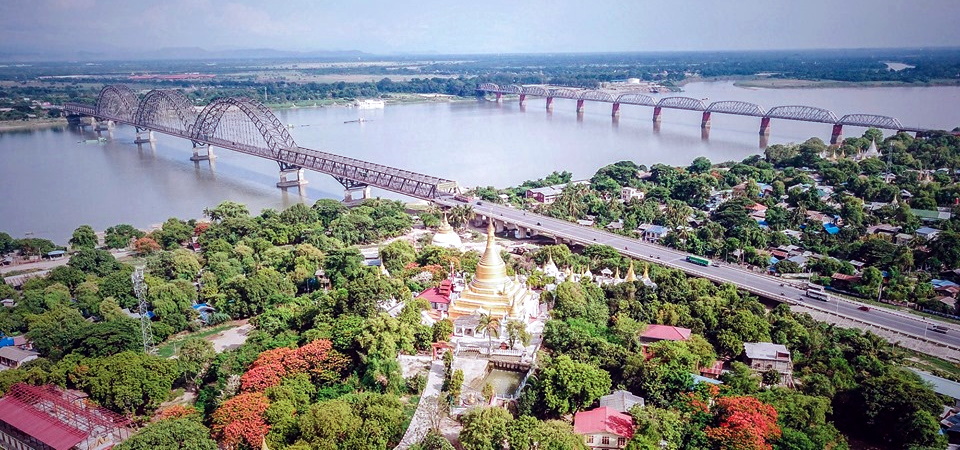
[395,359,445,450]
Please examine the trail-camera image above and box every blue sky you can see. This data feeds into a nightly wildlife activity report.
[3,0,959,54]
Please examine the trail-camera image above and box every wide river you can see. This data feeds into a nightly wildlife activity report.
[2,81,959,243]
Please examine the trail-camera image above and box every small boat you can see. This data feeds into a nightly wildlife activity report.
[344,118,370,124]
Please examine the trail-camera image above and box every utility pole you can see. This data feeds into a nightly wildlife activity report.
[132,267,154,354]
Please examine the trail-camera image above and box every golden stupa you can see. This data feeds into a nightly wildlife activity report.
[431,213,463,249]
[624,261,637,282]
[447,219,535,320]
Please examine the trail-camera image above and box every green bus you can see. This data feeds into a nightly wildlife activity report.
[685,255,711,267]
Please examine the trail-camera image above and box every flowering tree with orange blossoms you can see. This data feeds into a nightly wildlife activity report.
[239,340,342,392]
[154,404,199,421]
[211,392,270,449]
[706,396,781,450]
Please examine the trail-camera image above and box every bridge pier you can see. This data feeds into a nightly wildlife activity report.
[135,129,155,145]
[190,143,215,161]
[94,120,113,132]
[344,185,371,202]
[653,106,662,124]
[701,127,710,141]
[495,92,502,103]
[519,94,526,106]
[760,134,769,149]
[759,117,771,136]
[830,124,843,146]
[546,97,554,111]
[277,167,308,189]
[576,99,585,113]
[700,111,711,129]
[611,102,620,117]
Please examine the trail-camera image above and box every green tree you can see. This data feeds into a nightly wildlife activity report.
[478,313,500,355]
[69,225,98,249]
[540,355,611,415]
[459,406,512,450]
[380,240,417,274]
[505,319,531,348]
[176,337,215,389]
[203,201,250,222]
[115,417,217,450]
[67,247,121,276]
[104,224,145,249]
[26,305,88,359]
[81,351,178,415]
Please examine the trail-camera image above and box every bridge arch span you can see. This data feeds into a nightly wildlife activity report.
[477,83,499,92]
[192,97,298,162]
[499,84,523,95]
[766,105,838,124]
[548,88,581,100]
[96,85,138,123]
[135,90,197,135]
[521,86,549,97]
[838,114,904,130]
[657,96,706,111]
[706,100,765,117]
[615,92,656,106]
[579,90,615,102]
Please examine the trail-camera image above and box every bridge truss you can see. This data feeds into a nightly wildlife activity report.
[64,86,457,199]
[475,83,922,131]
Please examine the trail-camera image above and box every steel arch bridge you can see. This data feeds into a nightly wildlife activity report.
[474,82,927,133]
[64,85,458,199]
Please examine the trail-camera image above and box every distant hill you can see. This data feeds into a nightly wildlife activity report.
[0,47,371,62]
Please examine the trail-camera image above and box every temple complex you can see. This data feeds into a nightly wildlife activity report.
[447,219,537,321]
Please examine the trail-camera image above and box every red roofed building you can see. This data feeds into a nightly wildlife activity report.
[416,279,454,313]
[639,325,692,345]
[0,384,130,450]
[574,406,634,449]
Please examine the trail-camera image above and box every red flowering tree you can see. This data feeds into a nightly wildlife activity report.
[154,404,199,421]
[193,223,210,236]
[706,396,781,450]
[133,237,161,255]
[240,340,342,392]
[211,392,270,449]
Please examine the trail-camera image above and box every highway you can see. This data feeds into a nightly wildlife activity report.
[435,197,960,354]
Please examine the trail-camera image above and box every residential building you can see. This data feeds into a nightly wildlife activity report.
[0,347,38,369]
[620,187,644,203]
[639,325,692,345]
[574,406,634,450]
[636,224,669,242]
[743,342,793,383]
[416,279,455,313]
[916,226,941,240]
[599,390,645,413]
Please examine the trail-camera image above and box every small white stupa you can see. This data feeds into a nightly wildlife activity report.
[431,214,463,250]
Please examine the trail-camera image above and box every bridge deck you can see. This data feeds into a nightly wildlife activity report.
[63,103,456,199]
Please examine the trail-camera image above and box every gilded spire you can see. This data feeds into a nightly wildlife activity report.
[625,261,636,282]
[642,264,649,280]
[472,217,509,289]
[439,213,453,232]
[614,267,621,280]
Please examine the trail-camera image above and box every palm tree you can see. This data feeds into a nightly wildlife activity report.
[478,313,501,355]
[448,205,475,230]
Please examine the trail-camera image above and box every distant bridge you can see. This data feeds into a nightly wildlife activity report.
[477,83,929,145]
[63,85,458,200]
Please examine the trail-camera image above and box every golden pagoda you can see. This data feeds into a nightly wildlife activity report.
[624,261,637,282]
[447,219,536,320]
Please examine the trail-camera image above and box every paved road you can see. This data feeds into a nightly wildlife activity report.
[436,197,960,353]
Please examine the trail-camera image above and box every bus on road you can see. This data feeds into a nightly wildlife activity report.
[805,286,831,302]
[686,255,711,267]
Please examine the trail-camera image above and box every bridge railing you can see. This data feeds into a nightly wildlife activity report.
[64,103,97,116]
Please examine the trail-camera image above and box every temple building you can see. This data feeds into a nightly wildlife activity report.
[447,220,537,321]
[430,214,463,249]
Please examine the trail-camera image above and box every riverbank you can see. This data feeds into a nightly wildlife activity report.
[263,93,473,110]
[0,118,67,133]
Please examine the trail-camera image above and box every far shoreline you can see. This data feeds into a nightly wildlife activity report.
[679,75,960,90]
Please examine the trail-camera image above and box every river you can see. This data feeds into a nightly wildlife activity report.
[1,81,959,243]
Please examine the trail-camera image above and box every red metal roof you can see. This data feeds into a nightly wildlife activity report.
[416,285,451,304]
[640,325,692,342]
[574,407,634,438]
[0,397,86,450]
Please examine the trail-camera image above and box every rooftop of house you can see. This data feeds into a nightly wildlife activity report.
[640,325,692,342]
[0,346,37,362]
[573,406,635,438]
[743,342,791,362]
[599,390,645,413]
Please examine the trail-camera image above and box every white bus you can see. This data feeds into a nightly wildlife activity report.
[805,286,831,302]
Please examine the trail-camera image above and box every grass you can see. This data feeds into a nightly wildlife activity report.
[902,350,960,381]
[156,323,236,358]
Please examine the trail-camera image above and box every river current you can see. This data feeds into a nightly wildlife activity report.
[1,81,958,243]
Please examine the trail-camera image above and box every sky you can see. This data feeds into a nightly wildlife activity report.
[2,0,959,55]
